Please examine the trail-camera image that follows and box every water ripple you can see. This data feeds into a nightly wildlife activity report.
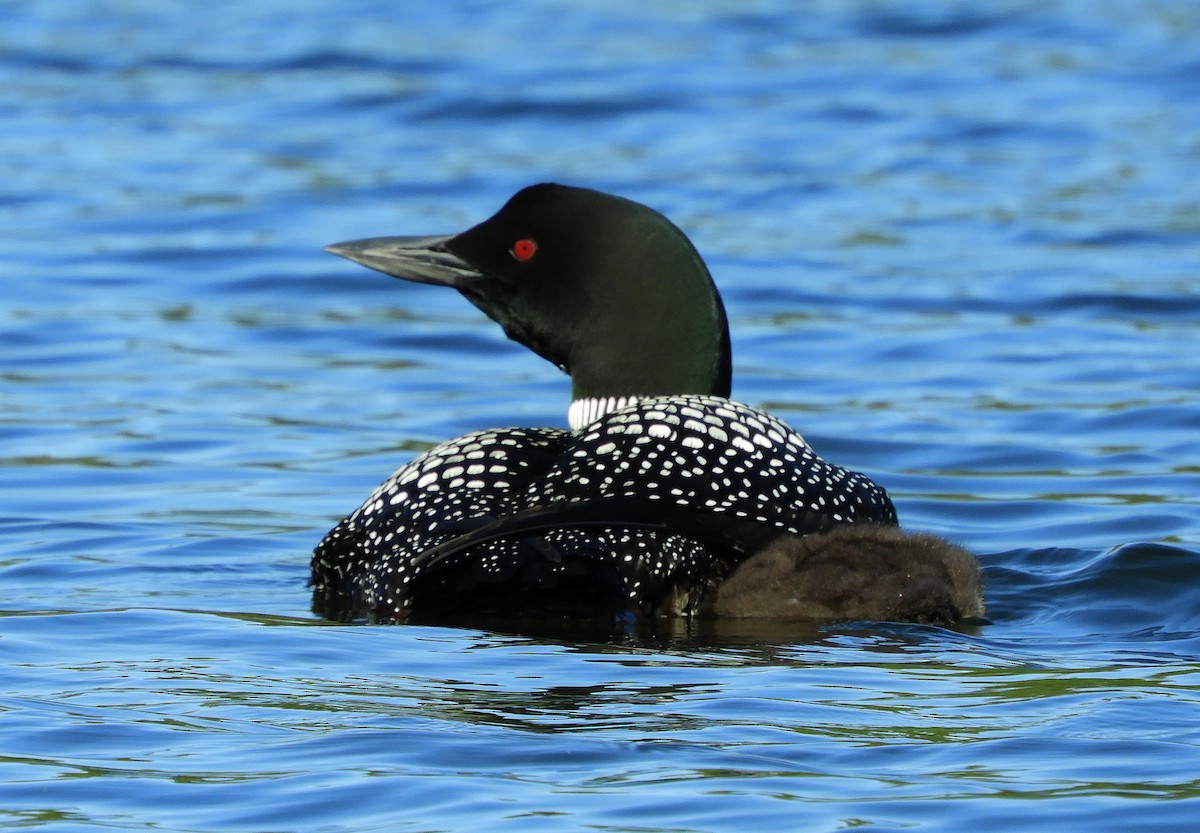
[3,0,1200,830]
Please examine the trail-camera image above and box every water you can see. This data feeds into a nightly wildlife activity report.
[3,0,1200,830]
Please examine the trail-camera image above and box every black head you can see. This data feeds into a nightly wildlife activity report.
[326,183,731,401]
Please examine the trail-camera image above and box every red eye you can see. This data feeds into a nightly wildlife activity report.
[511,238,537,261]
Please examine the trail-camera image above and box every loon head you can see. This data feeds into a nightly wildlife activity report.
[326,183,732,402]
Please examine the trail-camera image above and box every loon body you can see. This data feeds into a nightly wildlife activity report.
[311,184,973,625]
[710,525,983,624]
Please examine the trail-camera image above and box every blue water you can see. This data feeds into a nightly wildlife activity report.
[4,1,1200,830]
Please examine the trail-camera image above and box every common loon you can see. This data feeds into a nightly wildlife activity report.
[710,525,983,624]
[311,183,979,626]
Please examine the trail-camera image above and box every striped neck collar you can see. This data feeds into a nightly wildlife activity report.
[568,396,642,431]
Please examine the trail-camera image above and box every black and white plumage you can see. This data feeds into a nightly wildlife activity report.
[313,394,895,622]
[311,183,975,626]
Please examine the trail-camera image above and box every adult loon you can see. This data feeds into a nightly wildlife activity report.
[311,183,980,626]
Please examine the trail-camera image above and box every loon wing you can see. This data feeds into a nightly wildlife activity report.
[409,498,837,570]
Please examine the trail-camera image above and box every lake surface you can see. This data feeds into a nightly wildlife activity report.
[3,1,1200,830]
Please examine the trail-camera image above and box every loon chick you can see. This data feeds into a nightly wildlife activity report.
[709,525,984,625]
[312,183,898,624]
